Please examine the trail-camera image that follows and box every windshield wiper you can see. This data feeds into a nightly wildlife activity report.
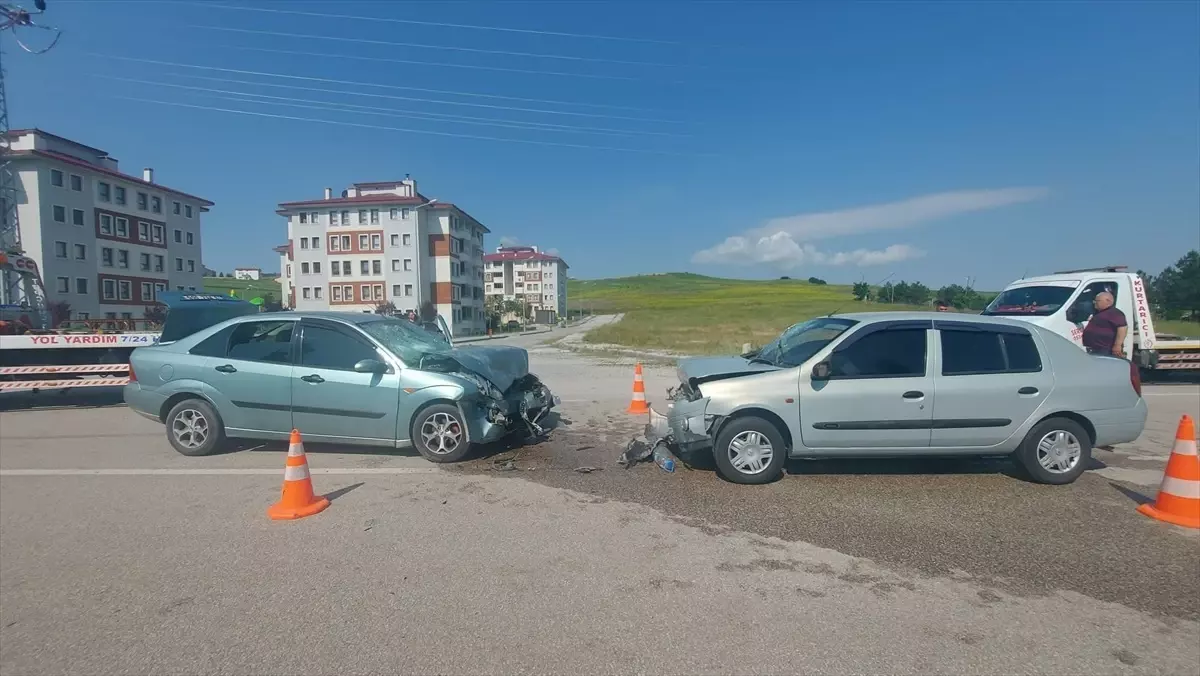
[746,357,775,366]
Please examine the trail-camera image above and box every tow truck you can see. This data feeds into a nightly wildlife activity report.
[984,265,1200,374]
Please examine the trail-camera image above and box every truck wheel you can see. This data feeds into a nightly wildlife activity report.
[165,398,225,457]
[411,404,473,463]
[712,416,787,484]
[1013,417,1092,485]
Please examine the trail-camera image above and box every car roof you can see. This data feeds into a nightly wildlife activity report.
[227,311,386,326]
[831,311,1042,331]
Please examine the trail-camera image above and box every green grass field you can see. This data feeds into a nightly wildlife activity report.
[566,273,1200,354]
[568,273,926,354]
[201,277,281,302]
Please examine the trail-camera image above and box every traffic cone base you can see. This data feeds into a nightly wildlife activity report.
[1136,415,1200,530]
[268,429,330,521]
[627,362,650,415]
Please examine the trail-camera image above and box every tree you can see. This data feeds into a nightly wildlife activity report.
[851,281,871,301]
[484,296,504,329]
[807,277,827,285]
[143,304,167,327]
[1152,250,1200,320]
[374,301,398,316]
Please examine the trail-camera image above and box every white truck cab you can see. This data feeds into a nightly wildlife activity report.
[984,266,1200,373]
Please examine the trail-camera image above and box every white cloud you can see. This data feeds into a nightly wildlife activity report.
[693,187,1048,269]
[498,236,520,248]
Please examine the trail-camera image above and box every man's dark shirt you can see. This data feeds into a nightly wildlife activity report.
[1082,306,1127,354]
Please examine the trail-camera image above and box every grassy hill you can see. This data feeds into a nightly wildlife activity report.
[202,276,281,302]
[567,273,926,354]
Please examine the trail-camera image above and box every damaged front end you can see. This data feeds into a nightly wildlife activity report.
[453,369,559,444]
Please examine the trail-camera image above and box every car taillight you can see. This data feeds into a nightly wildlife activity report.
[127,363,137,383]
[1129,360,1141,397]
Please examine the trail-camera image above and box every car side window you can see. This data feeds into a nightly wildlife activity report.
[300,323,379,371]
[829,328,926,378]
[189,325,235,357]
[941,330,1006,375]
[225,321,294,364]
[1070,282,1119,323]
[1002,333,1042,372]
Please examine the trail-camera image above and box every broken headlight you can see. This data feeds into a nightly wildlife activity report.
[456,371,503,400]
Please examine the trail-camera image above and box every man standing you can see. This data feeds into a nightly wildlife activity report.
[1082,291,1128,357]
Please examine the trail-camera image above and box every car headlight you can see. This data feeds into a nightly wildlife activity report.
[457,371,503,400]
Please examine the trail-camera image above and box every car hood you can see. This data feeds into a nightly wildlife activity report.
[445,344,530,392]
[677,356,780,385]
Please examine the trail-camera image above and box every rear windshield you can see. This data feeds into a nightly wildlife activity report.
[983,286,1074,317]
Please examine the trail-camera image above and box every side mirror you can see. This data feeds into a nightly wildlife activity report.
[354,358,388,374]
[811,361,831,380]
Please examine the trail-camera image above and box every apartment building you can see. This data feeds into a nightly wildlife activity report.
[275,177,489,336]
[6,129,211,321]
[483,245,569,322]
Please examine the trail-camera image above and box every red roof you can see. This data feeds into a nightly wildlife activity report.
[277,193,428,209]
[273,243,293,259]
[484,248,566,266]
[9,148,214,207]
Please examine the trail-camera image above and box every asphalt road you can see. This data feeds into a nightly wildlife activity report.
[2,318,1199,675]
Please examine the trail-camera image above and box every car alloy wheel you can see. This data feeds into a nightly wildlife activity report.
[420,411,463,455]
[171,407,210,451]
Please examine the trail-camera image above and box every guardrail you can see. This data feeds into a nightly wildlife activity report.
[0,364,129,392]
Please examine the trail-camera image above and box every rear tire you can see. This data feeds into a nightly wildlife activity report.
[165,398,225,457]
[1014,417,1092,485]
[712,416,787,484]
[411,403,473,463]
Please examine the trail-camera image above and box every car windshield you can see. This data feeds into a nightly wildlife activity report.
[983,285,1075,317]
[756,317,858,367]
[359,318,452,365]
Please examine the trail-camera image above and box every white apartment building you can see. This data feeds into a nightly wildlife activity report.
[275,177,489,336]
[6,129,211,321]
[483,245,569,322]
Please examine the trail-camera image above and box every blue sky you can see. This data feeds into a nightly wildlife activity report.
[11,0,1199,288]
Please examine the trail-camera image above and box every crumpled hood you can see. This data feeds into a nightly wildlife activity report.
[448,344,530,392]
[677,356,779,385]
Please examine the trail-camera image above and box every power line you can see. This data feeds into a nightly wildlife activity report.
[179,1,680,45]
[108,95,714,157]
[190,25,691,69]
[89,53,678,116]
[99,75,690,138]
[87,54,687,123]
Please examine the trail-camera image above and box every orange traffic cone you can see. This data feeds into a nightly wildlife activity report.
[1137,415,1200,529]
[626,362,650,415]
[267,429,330,521]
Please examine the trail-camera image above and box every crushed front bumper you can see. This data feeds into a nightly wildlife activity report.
[650,396,715,454]
[467,376,559,444]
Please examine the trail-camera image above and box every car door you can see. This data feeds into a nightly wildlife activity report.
[930,321,1054,448]
[199,319,297,434]
[291,319,402,445]
[799,320,934,449]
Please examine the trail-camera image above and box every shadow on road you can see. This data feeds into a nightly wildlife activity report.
[1108,480,1155,506]
[0,387,126,412]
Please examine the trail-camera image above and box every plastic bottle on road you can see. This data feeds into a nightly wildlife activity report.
[652,445,676,473]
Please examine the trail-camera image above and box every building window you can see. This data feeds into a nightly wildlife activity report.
[99,214,113,235]
[152,225,164,244]
[299,238,309,250]
[72,209,85,226]
[185,205,193,218]
[340,235,351,250]
[372,284,383,301]
[137,192,148,210]
[314,287,323,299]
[117,250,129,268]
[332,286,342,301]
[102,279,116,300]
[402,233,411,246]
[173,201,181,215]
[358,234,369,250]
[342,285,354,301]
[302,287,311,299]
[175,258,183,271]
[360,260,370,275]
[331,263,340,277]
[115,218,129,237]
[118,280,132,301]
[141,282,152,299]
[402,208,410,219]
[390,234,399,247]
[403,258,412,271]
[140,253,151,271]
[286,264,292,276]
[301,262,310,274]
[74,244,87,261]
[138,222,150,241]
[392,284,402,297]
[391,259,400,272]
[330,211,339,226]
[372,260,381,275]
[187,260,195,273]
[70,174,83,191]
[341,210,349,224]
[55,276,69,293]
[102,248,114,266]
[52,205,66,223]
[404,284,413,296]
[370,234,381,250]
[155,283,166,299]
[50,169,64,187]
[186,233,194,245]
[310,236,319,248]
[75,278,88,294]
[151,196,162,213]
[154,255,164,272]
[369,209,379,225]
[299,213,308,224]
[312,262,321,274]
[329,235,340,251]
[358,210,367,225]
[311,211,319,224]
[389,208,398,220]
[340,260,351,275]
[98,182,111,202]
[174,229,182,243]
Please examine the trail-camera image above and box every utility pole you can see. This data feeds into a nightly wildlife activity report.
[0,0,60,329]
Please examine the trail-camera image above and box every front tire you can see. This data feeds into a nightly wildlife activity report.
[412,403,473,463]
[712,416,787,484]
[1014,417,1092,485]
[165,398,225,457]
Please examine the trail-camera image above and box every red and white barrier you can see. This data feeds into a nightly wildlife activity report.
[0,364,129,392]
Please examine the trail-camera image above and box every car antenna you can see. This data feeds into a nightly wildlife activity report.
[827,307,841,317]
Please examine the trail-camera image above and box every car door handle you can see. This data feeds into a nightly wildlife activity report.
[214,364,237,373]
[300,374,325,384]
[902,390,924,399]
[1018,386,1039,395]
